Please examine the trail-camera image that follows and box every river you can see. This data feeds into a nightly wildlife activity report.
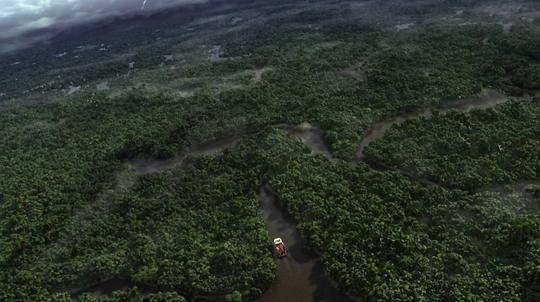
[112,124,347,301]
[104,92,517,301]
[356,90,508,159]
[120,123,333,187]
[257,187,354,302]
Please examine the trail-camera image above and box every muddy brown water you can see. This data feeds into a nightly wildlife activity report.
[102,124,346,300]
[257,187,354,302]
[356,90,508,159]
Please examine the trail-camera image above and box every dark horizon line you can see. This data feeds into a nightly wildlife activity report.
[0,0,264,58]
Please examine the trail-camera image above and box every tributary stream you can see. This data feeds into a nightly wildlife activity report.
[356,90,508,159]
[98,91,517,300]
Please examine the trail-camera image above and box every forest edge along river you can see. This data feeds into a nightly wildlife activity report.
[96,90,517,300]
[257,186,354,302]
[119,122,335,186]
[356,89,508,159]
[106,123,349,301]
[95,123,347,300]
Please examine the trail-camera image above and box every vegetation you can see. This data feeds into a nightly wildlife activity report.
[268,140,540,301]
[526,185,540,198]
[1,0,540,301]
[36,150,274,301]
[365,100,540,190]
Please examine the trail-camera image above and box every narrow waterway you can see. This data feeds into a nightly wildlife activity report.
[112,124,349,301]
[356,90,508,159]
[276,123,335,161]
[116,136,241,191]
[257,186,354,302]
[125,136,241,174]
[121,123,332,181]
[76,90,526,300]
[109,95,520,300]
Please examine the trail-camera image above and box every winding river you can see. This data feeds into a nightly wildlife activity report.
[356,90,508,159]
[101,91,518,300]
[120,123,334,184]
[108,124,345,301]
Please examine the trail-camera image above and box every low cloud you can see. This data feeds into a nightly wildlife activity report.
[0,0,207,54]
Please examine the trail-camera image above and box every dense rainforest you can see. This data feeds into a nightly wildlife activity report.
[1,0,540,301]
[365,100,540,190]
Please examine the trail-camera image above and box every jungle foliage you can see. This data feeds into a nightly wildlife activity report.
[365,100,540,190]
[267,142,540,301]
[2,1,540,301]
[36,150,274,301]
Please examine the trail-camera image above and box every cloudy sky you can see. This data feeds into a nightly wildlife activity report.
[0,0,207,41]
